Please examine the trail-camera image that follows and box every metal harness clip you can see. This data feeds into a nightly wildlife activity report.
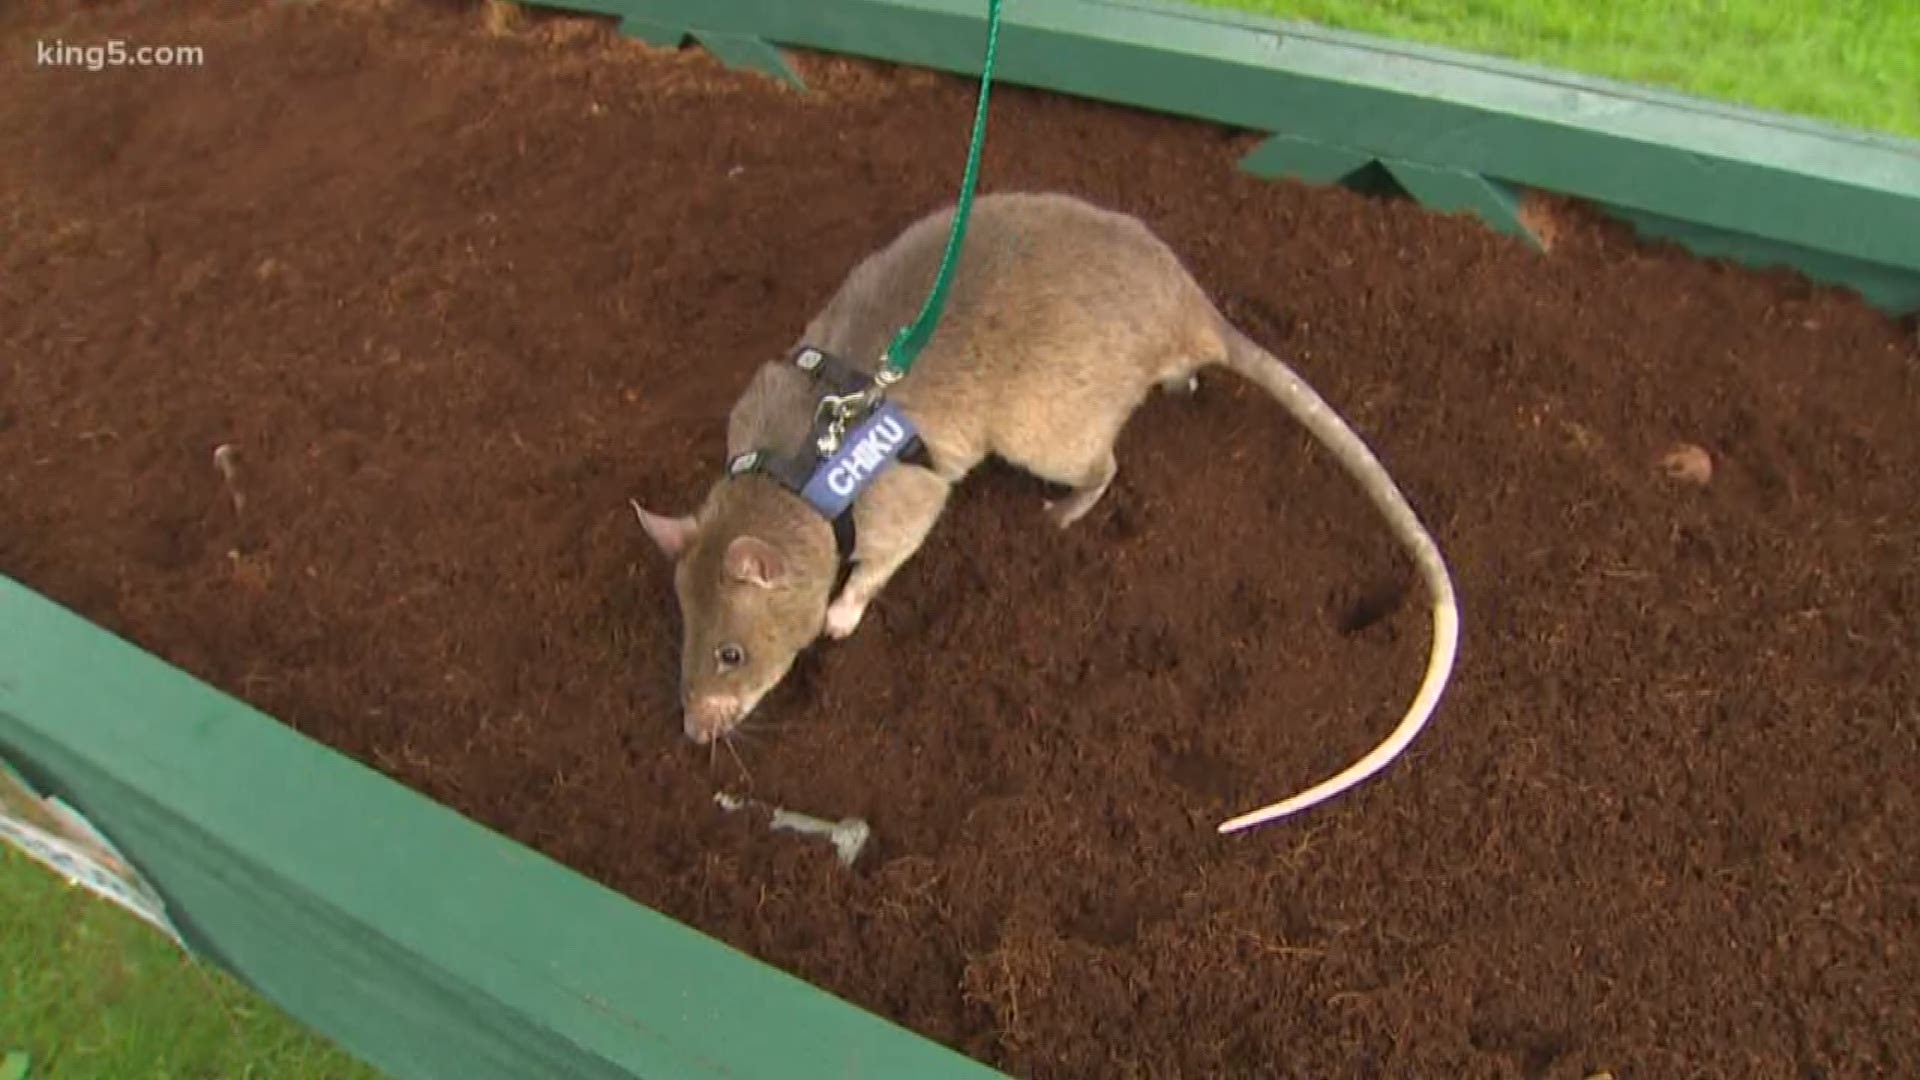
[813,362,904,455]
[813,392,865,455]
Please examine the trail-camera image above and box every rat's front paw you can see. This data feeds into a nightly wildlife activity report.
[823,596,866,640]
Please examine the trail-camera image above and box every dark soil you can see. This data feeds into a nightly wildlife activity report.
[5,1,1918,1076]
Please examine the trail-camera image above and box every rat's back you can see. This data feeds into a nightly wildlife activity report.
[800,192,1220,383]
[791,193,1224,459]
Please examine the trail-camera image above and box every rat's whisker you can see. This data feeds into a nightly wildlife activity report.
[721,734,754,786]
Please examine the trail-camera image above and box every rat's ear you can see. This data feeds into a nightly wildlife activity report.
[632,501,698,561]
[723,535,787,588]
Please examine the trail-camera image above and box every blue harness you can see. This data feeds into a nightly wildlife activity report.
[724,345,932,596]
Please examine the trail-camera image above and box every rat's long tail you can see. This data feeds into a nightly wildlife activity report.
[1209,324,1461,834]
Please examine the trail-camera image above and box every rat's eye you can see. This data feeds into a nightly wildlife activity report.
[716,643,745,668]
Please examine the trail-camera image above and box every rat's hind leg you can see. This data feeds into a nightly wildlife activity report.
[823,466,951,640]
[1042,448,1117,529]
[999,417,1124,529]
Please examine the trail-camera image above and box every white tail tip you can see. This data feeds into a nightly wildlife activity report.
[1216,596,1460,834]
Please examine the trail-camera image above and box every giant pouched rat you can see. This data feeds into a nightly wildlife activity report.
[634,191,1460,833]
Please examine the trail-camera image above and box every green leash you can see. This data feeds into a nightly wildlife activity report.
[876,0,1004,384]
[812,0,1003,454]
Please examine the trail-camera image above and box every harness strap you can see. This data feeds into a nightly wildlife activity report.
[792,345,872,402]
[728,446,860,585]
[726,345,931,599]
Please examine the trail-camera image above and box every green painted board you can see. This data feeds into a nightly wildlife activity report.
[696,30,807,89]
[1380,159,1537,248]
[1598,203,1920,315]
[0,577,1005,1080]
[555,0,1920,314]
[1239,131,1376,185]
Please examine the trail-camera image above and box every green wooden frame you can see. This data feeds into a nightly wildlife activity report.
[5,2,1919,1078]
[0,580,999,1080]
[575,0,1920,314]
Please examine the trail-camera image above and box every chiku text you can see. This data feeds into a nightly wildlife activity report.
[826,416,910,497]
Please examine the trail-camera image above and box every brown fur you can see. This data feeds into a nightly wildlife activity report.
[637,192,1456,831]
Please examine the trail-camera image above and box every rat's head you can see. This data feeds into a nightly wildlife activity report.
[634,493,834,744]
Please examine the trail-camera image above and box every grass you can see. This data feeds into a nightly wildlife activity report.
[0,846,380,1080]
[1180,0,1920,139]
[3,0,1911,1079]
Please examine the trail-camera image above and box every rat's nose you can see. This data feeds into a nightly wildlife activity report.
[684,693,742,744]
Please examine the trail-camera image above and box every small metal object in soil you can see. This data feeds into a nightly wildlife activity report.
[714,791,871,868]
